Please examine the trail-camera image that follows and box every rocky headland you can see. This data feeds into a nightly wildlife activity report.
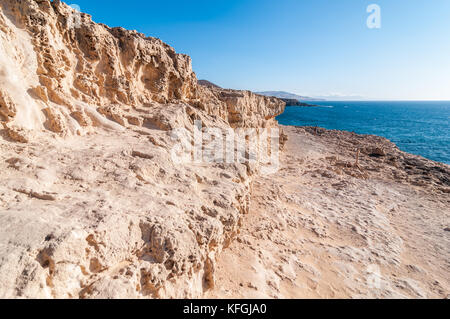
[279,98,319,107]
[0,0,448,299]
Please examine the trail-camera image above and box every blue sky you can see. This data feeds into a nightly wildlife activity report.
[70,0,450,100]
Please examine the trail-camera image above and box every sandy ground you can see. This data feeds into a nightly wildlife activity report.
[208,126,449,299]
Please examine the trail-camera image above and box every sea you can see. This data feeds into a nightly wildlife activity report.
[276,101,450,165]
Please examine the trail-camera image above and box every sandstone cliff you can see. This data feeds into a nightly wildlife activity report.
[0,0,285,298]
[3,0,447,301]
[0,0,284,140]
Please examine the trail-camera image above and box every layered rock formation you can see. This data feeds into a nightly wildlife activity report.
[0,0,284,140]
[2,0,448,300]
[0,0,285,298]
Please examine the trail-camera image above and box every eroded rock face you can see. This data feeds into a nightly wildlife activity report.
[0,0,284,138]
[0,0,285,299]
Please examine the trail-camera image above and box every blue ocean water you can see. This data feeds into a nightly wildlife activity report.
[276,101,450,165]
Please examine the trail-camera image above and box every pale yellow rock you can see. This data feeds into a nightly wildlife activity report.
[1,0,447,301]
[0,0,285,299]
[0,88,16,121]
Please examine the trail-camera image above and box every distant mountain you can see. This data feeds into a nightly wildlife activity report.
[198,79,222,89]
[256,91,325,101]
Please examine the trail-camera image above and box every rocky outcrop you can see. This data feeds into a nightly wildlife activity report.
[280,98,319,107]
[1,1,448,300]
[0,0,285,299]
[0,0,284,138]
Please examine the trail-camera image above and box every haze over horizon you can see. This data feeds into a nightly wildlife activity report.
[70,0,450,101]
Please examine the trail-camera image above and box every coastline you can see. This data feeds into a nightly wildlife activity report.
[1,121,448,298]
[280,99,320,107]
[278,101,450,165]
[291,125,450,167]
[0,0,448,300]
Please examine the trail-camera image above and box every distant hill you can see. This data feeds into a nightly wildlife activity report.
[256,91,325,101]
[198,79,222,89]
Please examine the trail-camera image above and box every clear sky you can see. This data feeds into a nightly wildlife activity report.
[70,0,449,100]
